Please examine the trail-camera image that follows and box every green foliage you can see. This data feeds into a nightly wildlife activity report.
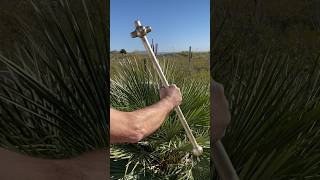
[212,49,320,179]
[212,0,320,178]
[0,0,108,158]
[110,57,210,179]
[111,52,210,83]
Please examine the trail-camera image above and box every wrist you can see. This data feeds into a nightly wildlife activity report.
[162,96,176,110]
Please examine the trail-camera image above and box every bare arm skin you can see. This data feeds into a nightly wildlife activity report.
[0,148,107,180]
[110,84,182,144]
[211,79,231,141]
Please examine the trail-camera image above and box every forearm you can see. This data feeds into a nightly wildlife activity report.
[110,98,175,143]
[131,97,175,138]
[0,148,107,180]
[71,149,108,179]
[0,148,62,180]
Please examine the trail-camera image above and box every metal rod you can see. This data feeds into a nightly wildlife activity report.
[212,80,239,179]
[213,141,239,180]
[131,20,203,156]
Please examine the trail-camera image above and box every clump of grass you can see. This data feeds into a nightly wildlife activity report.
[212,48,320,179]
[0,0,108,158]
[110,56,210,179]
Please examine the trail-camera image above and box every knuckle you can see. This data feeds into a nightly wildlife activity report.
[216,83,224,92]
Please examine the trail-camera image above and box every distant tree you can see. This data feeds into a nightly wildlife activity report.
[120,49,127,54]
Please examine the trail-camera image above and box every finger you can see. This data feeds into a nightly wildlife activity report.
[212,79,225,91]
[213,85,226,99]
[213,128,225,141]
[171,84,180,91]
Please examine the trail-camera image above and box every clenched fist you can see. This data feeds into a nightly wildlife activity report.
[160,84,182,108]
[211,79,231,141]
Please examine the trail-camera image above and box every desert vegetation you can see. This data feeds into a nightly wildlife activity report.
[0,0,108,158]
[212,0,320,179]
[110,52,210,179]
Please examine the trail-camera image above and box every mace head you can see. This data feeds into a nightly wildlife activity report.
[192,145,203,157]
[131,20,152,38]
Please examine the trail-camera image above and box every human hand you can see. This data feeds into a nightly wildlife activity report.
[211,79,231,141]
[160,84,182,108]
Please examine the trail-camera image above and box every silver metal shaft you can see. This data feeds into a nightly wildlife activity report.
[131,20,239,178]
[131,20,203,156]
[213,141,239,180]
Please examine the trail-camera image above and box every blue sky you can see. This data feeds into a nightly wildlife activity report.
[110,0,209,52]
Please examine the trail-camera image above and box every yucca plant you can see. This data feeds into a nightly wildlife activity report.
[211,0,320,178]
[110,57,210,179]
[0,0,108,158]
[212,49,320,179]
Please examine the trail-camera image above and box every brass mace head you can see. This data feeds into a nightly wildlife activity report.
[130,20,152,38]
